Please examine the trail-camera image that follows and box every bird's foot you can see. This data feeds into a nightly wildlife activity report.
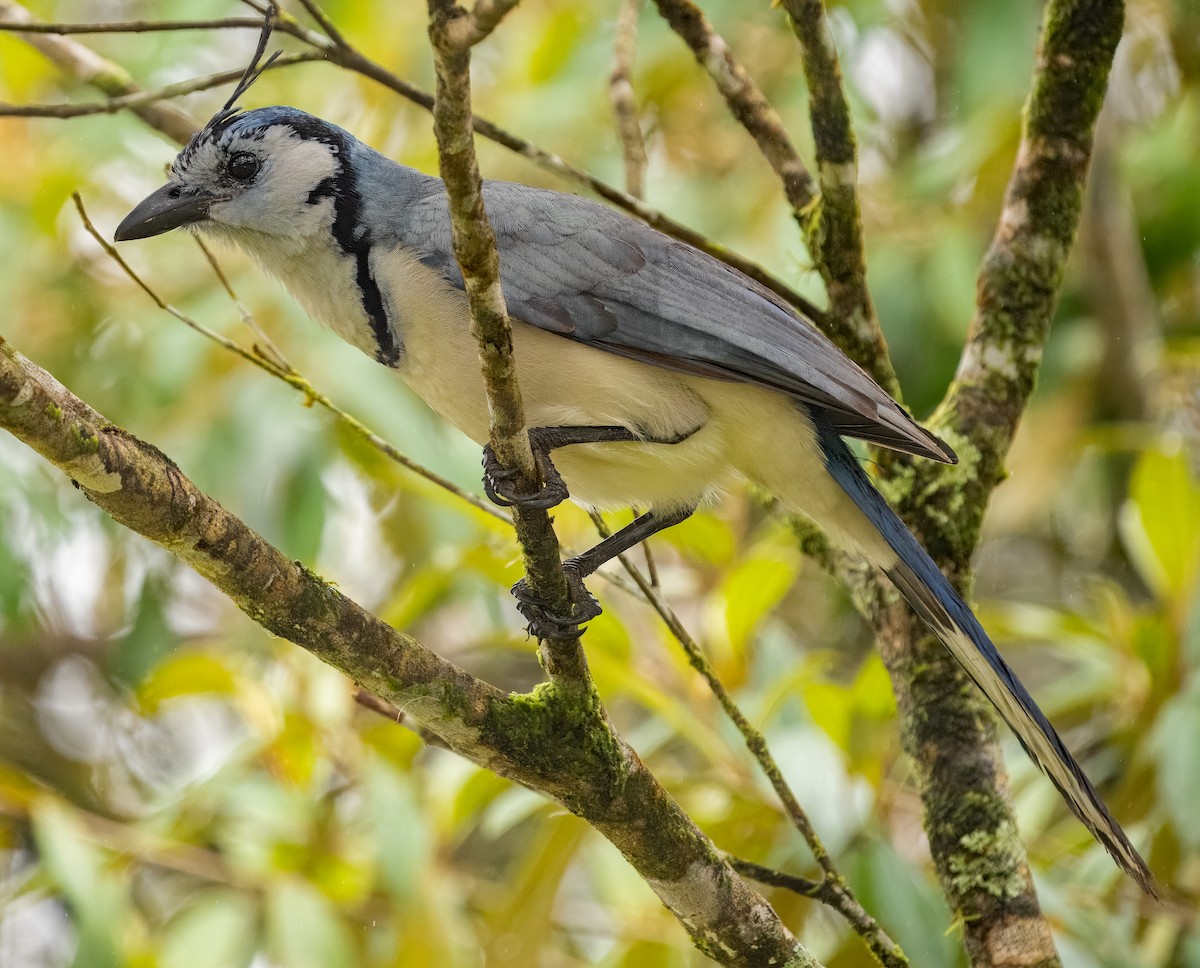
[511,566,602,641]
[482,443,569,510]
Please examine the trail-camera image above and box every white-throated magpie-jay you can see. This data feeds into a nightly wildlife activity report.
[113,47,1156,896]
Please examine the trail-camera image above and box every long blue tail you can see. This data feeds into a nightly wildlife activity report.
[818,427,1157,896]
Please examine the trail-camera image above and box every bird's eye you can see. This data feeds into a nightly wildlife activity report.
[227,153,260,180]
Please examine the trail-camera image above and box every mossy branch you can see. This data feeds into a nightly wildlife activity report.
[779,0,897,397]
[869,1,1126,964]
[426,0,585,687]
[0,334,815,968]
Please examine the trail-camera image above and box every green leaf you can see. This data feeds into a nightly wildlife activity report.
[160,889,257,968]
[1120,441,1200,607]
[720,544,801,654]
[366,761,430,902]
[266,879,356,968]
[31,800,126,968]
[1153,686,1200,849]
[282,450,329,565]
[848,841,960,968]
[136,651,238,714]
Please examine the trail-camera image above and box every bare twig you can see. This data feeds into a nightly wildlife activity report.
[0,0,196,142]
[293,0,350,50]
[193,237,291,372]
[609,0,648,199]
[0,17,268,33]
[780,0,897,395]
[595,523,906,967]
[726,855,821,896]
[651,0,816,217]
[468,0,523,43]
[427,0,585,685]
[0,50,318,119]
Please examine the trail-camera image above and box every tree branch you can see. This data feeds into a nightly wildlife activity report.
[0,334,815,968]
[598,518,908,968]
[651,0,816,215]
[0,17,267,33]
[650,0,896,387]
[779,0,897,396]
[467,0,523,44]
[0,0,197,143]
[609,0,648,199]
[0,51,320,119]
[871,1,1127,963]
[426,0,583,685]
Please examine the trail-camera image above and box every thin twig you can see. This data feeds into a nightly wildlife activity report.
[0,0,197,142]
[651,0,816,217]
[0,17,267,33]
[0,50,320,119]
[609,0,648,200]
[726,855,821,896]
[72,193,510,524]
[468,0,523,44]
[293,0,349,49]
[588,511,907,968]
[427,0,587,684]
[193,237,291,372]
[780,0,896,395]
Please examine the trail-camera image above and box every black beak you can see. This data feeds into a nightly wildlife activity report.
[114,184,214,241]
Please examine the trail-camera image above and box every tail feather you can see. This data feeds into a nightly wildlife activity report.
[818,427,1159,897]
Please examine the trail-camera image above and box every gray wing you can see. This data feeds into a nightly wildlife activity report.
[392,179,954,463]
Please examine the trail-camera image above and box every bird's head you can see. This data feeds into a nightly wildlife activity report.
[115,106,352,248]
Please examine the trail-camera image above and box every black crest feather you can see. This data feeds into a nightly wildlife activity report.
[203,4,282,135]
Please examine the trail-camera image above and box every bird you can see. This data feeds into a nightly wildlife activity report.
[113,45,1156,897]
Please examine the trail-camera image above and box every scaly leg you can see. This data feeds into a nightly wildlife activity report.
[481,422,701,638]
[513,504,695,640]
[482,425,640,510]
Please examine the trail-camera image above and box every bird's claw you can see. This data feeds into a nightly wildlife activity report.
[482,443,570,510]
[511,567,602,641]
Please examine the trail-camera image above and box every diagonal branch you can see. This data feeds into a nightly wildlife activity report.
[0,0,196,142]
[600,524,908,968]
[0,336,815,968]
[651,0,816,215]
[869,1,1127,964]
[0,17,267,33]
[650,0,896,390]
[779,0,896,396]
[467,0,523,43]
[609,0,648,200]
[0,51,320,119]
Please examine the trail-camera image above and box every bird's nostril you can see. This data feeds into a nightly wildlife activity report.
[167,187,181,199]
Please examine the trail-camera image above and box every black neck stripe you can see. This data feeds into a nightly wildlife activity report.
[290,120,400,368]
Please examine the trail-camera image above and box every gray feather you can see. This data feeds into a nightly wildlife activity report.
[382,178,955,464]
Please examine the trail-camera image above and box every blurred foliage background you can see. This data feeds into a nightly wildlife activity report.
[0,0,1198,965]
